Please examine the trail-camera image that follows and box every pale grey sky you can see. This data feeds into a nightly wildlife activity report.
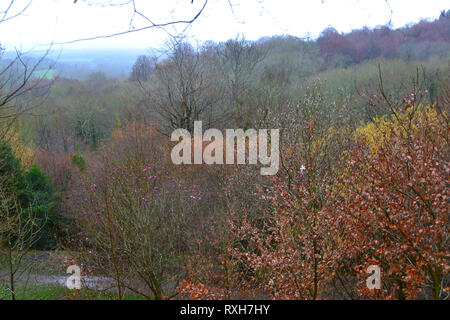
[0,0,448,51]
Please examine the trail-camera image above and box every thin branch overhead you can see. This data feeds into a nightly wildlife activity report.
[52,0,209,45]
[0,0,32,24]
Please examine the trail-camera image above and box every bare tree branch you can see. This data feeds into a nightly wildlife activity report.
[0,1,54,138]
[0,0,32,24]
[52,0,208,45]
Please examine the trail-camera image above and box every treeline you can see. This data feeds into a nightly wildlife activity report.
[137,11,450,80]
[315,10,450,67]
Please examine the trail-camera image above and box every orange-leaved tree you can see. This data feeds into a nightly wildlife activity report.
[333,103,449,299]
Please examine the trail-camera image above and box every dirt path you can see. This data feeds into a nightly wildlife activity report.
[0,270,115,290]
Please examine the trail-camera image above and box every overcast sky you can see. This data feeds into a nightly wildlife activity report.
[0,0,448,51]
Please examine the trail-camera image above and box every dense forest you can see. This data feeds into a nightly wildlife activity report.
[0,5,449,301]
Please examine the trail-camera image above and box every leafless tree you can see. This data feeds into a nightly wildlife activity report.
[129,55,156,82]
[0,1,53,139]
[138,38,224,134]
[216,35,267,126]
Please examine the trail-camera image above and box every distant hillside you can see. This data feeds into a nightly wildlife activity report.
[257,10,450,77]
[2,48,155,80]
[316,10,450,66]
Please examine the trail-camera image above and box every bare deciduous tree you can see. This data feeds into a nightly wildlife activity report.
[216,35,267,127]
[129,55,156,82]
[0,1,53,139]
[139,38,223,134]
